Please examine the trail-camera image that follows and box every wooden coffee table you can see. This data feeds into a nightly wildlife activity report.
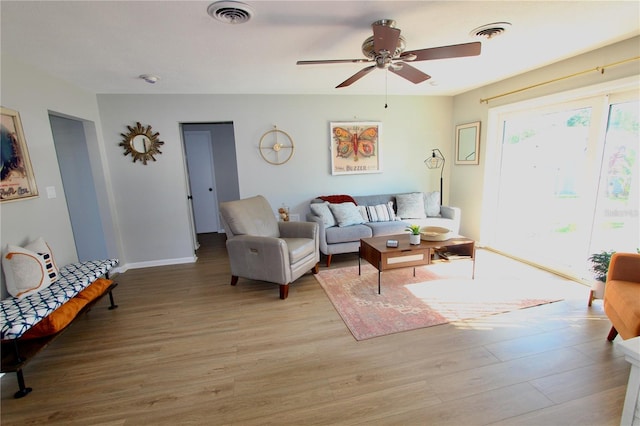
[359,234,475,294]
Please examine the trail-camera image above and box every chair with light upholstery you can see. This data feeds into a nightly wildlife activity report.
[603,252,640,341]
[219,195,320,299]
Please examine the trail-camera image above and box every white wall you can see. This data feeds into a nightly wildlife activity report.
[0,55,119,297]
[97,94,453,268]
[451,36,640,242]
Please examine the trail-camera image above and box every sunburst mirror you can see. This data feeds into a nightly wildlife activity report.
[119,122,164,165]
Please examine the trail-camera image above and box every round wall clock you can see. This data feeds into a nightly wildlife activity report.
[259,126,294,165]
[119,122,164,165]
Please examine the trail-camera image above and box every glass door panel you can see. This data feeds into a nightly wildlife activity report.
[589,99,639,258]
[491,92,639,282]
[494,106,595,276]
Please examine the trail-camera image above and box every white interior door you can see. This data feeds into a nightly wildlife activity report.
[184,131,220,233]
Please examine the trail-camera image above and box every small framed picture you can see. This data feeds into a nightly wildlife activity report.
[1,107,39,202]
[455,121,481,165]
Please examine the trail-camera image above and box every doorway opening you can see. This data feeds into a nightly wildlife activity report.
[49,113,116,261]
[181,122,240,250]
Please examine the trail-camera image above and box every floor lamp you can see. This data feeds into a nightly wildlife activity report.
[424,149,445,206]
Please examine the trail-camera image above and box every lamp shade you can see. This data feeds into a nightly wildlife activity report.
[424,149,445,206]
[424,149,445,169]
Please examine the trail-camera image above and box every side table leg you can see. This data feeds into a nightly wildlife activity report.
[378,260,382,294]
[472,259,476,279]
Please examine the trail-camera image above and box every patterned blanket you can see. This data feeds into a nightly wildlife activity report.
[1,259,118,340]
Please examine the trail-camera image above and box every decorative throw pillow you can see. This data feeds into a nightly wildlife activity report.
[20,297,89,339]
[2,245,52,299]
[366,204,395,222]
[424,191,441,217]
[328,202,365,227]
[396,193,427,219]
[310,201,336,227]
[387,201,398,221]
[75,278,113,302]
[24,237,59,283]
[357,205,369,222]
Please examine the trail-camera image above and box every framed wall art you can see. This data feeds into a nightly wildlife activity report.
[330,121,381,175]
[455,121,481,165]
[1,107,39,202]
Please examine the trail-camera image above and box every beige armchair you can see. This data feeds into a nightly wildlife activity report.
[219,195,320,299]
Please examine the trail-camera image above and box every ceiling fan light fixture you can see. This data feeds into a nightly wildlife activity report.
[207,1,254,24]
[470,22,512,39]
[362,35,406,59]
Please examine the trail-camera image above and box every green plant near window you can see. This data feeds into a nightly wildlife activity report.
[588,250,616,282]
[405,224,421,235]
[589,249,640,282]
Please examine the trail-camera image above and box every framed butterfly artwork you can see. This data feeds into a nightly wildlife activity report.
[330,121,381,175]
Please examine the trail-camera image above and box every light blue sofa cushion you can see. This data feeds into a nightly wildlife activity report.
[326,224,372,244]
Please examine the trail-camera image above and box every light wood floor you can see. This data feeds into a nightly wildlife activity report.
[1,233,630,425]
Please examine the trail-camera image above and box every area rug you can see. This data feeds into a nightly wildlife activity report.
[314,265,564,340]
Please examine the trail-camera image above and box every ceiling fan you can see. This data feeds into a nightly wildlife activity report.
[297,19,481,88]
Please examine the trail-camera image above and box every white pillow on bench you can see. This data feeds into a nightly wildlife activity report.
[2,237,59,299]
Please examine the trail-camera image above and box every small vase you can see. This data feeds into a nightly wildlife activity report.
[409,234,421,245]
[591,280,606,299]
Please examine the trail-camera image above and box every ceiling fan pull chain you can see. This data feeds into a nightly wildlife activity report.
[385,70,388,109]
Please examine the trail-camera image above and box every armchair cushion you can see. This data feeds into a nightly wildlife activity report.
[282,238,316,264]
[220,195,279,238]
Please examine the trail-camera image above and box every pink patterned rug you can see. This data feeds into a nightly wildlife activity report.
[314,264,563,340]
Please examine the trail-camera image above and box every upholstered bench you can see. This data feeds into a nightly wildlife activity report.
[1,259,119,398]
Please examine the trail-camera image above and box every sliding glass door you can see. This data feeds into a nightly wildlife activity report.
[490,91,638,280]
[590,97,639,256]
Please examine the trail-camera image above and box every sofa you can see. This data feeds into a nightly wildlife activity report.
[306,192,461,267]
[603,252,640,341]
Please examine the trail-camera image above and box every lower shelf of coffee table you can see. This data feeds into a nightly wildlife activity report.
[380,248,430,270]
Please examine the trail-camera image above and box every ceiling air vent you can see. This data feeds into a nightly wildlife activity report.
[207,1,254,24]
[470,22,512,39]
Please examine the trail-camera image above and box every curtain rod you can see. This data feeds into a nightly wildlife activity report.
[479,56,640,104]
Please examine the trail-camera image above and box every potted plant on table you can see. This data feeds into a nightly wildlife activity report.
[587,250,615,306]
[406,224,422,245]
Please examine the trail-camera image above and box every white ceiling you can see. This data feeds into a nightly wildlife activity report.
[1,1,639,96]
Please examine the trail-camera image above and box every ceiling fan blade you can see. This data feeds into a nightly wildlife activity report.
[372,23,401,54]
[297,59,371,65]
[402,41,481,61]
[389,63,431,84]
[336,65,376,88]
